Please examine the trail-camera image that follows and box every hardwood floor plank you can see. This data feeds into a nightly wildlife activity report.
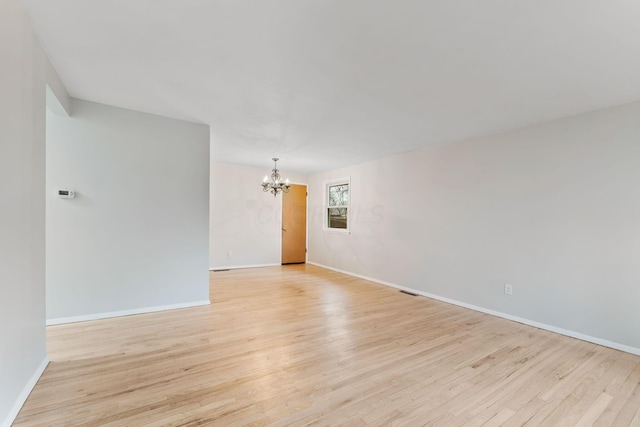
[13,265,640,426]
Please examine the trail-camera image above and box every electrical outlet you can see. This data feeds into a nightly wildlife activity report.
[504,283,513,295]
[227,251,233,258]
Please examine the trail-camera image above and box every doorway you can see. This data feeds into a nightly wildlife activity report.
[281,184,307,264]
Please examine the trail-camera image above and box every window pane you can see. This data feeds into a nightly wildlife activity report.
[329,184,349,206]
[328,207,348,229]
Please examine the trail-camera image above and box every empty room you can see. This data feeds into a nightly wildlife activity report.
[2,0,640,426]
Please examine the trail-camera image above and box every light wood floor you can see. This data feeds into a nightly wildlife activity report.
[14,265,640,426]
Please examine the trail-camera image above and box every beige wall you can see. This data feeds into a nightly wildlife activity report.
[210,161,308,269]
[309,100,640,354]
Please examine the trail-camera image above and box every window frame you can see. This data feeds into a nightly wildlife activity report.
[323,177,351,233]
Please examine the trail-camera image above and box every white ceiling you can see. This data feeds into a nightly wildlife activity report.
[21,0,640,174]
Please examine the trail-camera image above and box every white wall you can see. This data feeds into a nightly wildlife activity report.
[0,3,50,426]
[47,99,210,322]
[45,61,71,116]
[210,161,307,269]
[309,101,640,353]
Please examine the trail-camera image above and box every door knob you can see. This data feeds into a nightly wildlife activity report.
[282,227,287,231]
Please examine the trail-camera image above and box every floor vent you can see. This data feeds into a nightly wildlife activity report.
[213,269,230,272]
[399,290,419,296]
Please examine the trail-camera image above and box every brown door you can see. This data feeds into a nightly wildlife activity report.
[282,184,307,264]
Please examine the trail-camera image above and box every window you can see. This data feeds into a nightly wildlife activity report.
[325,178,350,232]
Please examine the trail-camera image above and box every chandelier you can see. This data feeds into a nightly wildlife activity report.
[261,158,291,196]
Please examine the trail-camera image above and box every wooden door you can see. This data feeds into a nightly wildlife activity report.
[282,184,307,264]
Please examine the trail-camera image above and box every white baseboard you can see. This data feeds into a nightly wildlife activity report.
[210,263,280,271]
[2,357,49,427]
[46,300,211,326]
[308,261,640,356]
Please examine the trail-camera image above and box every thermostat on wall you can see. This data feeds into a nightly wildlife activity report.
[58,190,75,199]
